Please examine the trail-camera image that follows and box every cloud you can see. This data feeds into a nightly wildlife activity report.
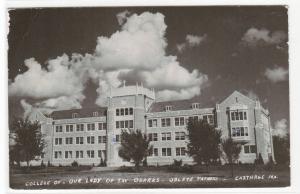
[176,34,207,53]
[9,11,208,115]
[241,28,287,46]
[264,66,288,83]
[272,119,289,137]
[116,10,131,25]
[20,99,33,118]
[245,90,259,100]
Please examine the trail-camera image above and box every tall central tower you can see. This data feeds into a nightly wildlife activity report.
[106,84,155,167]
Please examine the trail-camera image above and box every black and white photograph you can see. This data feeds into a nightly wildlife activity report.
[7,5,291,190]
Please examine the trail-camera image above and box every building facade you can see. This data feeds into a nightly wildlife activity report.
[30,85,274,167]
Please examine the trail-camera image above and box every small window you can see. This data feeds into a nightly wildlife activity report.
[129,108,133,115]
[116,109,120,116]
[165,106,172,111]
[192,103,200,109]
[72,113,78,118]
[93,112,98,117]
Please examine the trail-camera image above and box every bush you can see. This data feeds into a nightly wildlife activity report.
[71,161,79,167]
[117,165,137,172]
[47,161,52,167]
[142,159,147,167]
[40,160,46,168]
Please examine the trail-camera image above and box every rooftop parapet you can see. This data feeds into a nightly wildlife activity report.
[109,83,155,100]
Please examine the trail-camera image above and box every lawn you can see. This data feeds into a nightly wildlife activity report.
[9,165,290,189]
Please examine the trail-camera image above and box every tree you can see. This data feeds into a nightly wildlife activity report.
[10,117,45,168]
[221,137,242,177]
[187,119,222,169]
[118,129,151,170]
[273,134,290,165]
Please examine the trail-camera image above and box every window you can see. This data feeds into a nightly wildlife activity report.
[76,151,83,158]
[87,150,95,158]
[55,125,63,132]
[93,112,98,117]
[65,137,73,145]
[54,151,62,159]
[55,138,62,145]
[176,147,186,156]
[76,137,84,144]
[165,106,172,111]
[162,132,171,141]
[161,118,171,127]
[129,120,133,128]
[162,148,172,156]
[72,113,78,118]
[115,135,120,142]
[116,109,119,116]
[87,123,95,131]
[120,108,124,116]
[116,120,133,129]
[231,111,248,121]
[203,115,214,124]
[98,136,107,143]
[76,124,84,131]
[125,108,128,115]
[65,151,72,159]
[129,108,133,115]
[192,103,201,109]
[175,132,185,140]
[87,136,95,144]
[148,133,158,141]
[175,117,185,126]
[149,148,158,156]
[98,123,106,130]
[232,127,248,137]
[66,125,74,132]
[244,145,256,154]
[148,119,157,127]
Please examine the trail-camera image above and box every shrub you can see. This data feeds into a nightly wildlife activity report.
[40,160,46,168]
[142,159,148,167]
[47,161,52,167]
[71,161,79,167]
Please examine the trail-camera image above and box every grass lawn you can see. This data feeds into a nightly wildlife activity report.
[10,165,290,189]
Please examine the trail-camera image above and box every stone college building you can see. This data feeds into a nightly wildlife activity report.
[29,84,274,167]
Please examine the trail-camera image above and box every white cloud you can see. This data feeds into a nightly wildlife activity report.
[186,34,206,46]
[176,34,207,53]
[116,10,131,25]
[272,119,288,137]
[242,28,287,46]
[20,99,33,118]
[9,11,208,115]
[264,66,288,83]
[246,90,259,100]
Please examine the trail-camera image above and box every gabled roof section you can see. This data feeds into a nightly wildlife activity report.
[51,107,107,120]
[218,90,256,105]
[148,99,214,113]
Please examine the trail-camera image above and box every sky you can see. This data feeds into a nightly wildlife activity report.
[7,6,289,135]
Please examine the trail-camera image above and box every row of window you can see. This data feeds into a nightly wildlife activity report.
[71,111,100,119]
[232,127,249,137]
[54,150,106,159]
[148,132,186,141]
[116,120,134,129]
[148,115,214,128]
[54,136,107,145]
[149,147,187,157]
[164,103,202,112]
[116,108,134,116]
[230,111,247,121]
[55,123,107,133]
[244,145,256,154]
